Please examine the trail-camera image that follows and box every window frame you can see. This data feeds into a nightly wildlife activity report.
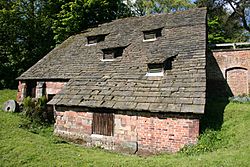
[146,55,176,76]
[101,47,124,61]
[146,63,164,76]
[86,34,106,45]
[143,28,162,42]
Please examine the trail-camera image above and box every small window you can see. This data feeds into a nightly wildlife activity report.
[146,63,164,76]
[87,35,106,45]
[26,81,37,98]
[143,28,162,41]
[102,47,124,61]
[92,112,114,136]
[146,55,176,76]
[103,49,114,59]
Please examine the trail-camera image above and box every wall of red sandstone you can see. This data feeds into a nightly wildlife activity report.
[16,80,66,102]
[17,81,23,102]
[44,81,66,95]
[54,107,200,154]
[211,49,250,96]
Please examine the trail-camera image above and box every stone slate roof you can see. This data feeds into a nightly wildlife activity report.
[19,8,207,114]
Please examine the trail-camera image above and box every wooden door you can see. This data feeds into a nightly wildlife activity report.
[92,112,114,136]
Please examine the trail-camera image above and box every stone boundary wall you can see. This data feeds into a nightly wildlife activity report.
[210,49,250,96]
[54,106,200,154]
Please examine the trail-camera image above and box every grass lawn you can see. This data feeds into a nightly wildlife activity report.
[0,89,250,166]
[0,89,17,109]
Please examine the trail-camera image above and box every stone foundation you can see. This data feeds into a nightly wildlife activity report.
[54,106,200,154]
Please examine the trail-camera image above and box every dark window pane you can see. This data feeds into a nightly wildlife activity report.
[148,63,163,73]
[87,35,106,44]
[143,28,162,40]
[103,47,124,59]
[103,49,114,59]
[26,81,37,98]
[144,32,156,40]
[87,36,97,44]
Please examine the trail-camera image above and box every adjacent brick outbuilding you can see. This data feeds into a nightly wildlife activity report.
[17,8,207,154]
[211,49,250,96]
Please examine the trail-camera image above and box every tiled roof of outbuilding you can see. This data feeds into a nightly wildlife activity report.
[18,8,207,114]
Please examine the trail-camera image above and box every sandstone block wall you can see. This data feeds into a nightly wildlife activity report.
[45,81,66,95]
[54,107,200,154]
[16,80,66,102]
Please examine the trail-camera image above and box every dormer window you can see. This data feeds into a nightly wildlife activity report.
[146,63,164,76]
[143,28,162,42]
[87,34,106,45]
[102,47,124,61]
[103,49,114,59]
[146,55,176,76]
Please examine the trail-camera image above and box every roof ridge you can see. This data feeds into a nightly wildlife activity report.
[95,7,207,28]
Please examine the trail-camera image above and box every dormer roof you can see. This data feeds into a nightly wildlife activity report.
[18,8,207,114]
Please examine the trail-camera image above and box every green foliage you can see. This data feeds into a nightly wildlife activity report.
[208,16,230,43]
[181,101,227,155]
[196,0,249,43]
[0,1,132,88]
[22,96,35,118]
[52,0,132,43]
[181,102,250,161]
[180,130,223,155]
[129,0,194,16]
[22,96,54,125]
[0,0,56,89]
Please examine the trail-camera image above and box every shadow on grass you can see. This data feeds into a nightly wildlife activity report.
[201,52,233,132]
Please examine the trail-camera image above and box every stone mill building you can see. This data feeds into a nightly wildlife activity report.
[16,8,250,154]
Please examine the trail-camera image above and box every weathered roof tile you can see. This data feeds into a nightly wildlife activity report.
[18,8,207,114]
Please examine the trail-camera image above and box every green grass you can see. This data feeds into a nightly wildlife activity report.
[0,89,250,166]
[0,89,17,108]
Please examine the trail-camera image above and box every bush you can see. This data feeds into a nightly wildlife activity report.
[22,96,54,125]
[180,129,223,155]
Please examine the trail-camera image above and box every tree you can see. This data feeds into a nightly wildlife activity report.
[0,8,20,88]
[0,0,132,88]
[196,0,249,43]
[0,0,56,88]
[52,0,132,43]
[127,0,194,16]
[224,0,250,33]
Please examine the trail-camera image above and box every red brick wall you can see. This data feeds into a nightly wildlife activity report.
[54,107,200,154]
[16,80,66,102]
[45,81,66,95]
[16,81,24,102]
[55,110,93,140]
[137,114,199,153]
[211,49,250,96]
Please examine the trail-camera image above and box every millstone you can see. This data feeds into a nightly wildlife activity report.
[2,100,19,112]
